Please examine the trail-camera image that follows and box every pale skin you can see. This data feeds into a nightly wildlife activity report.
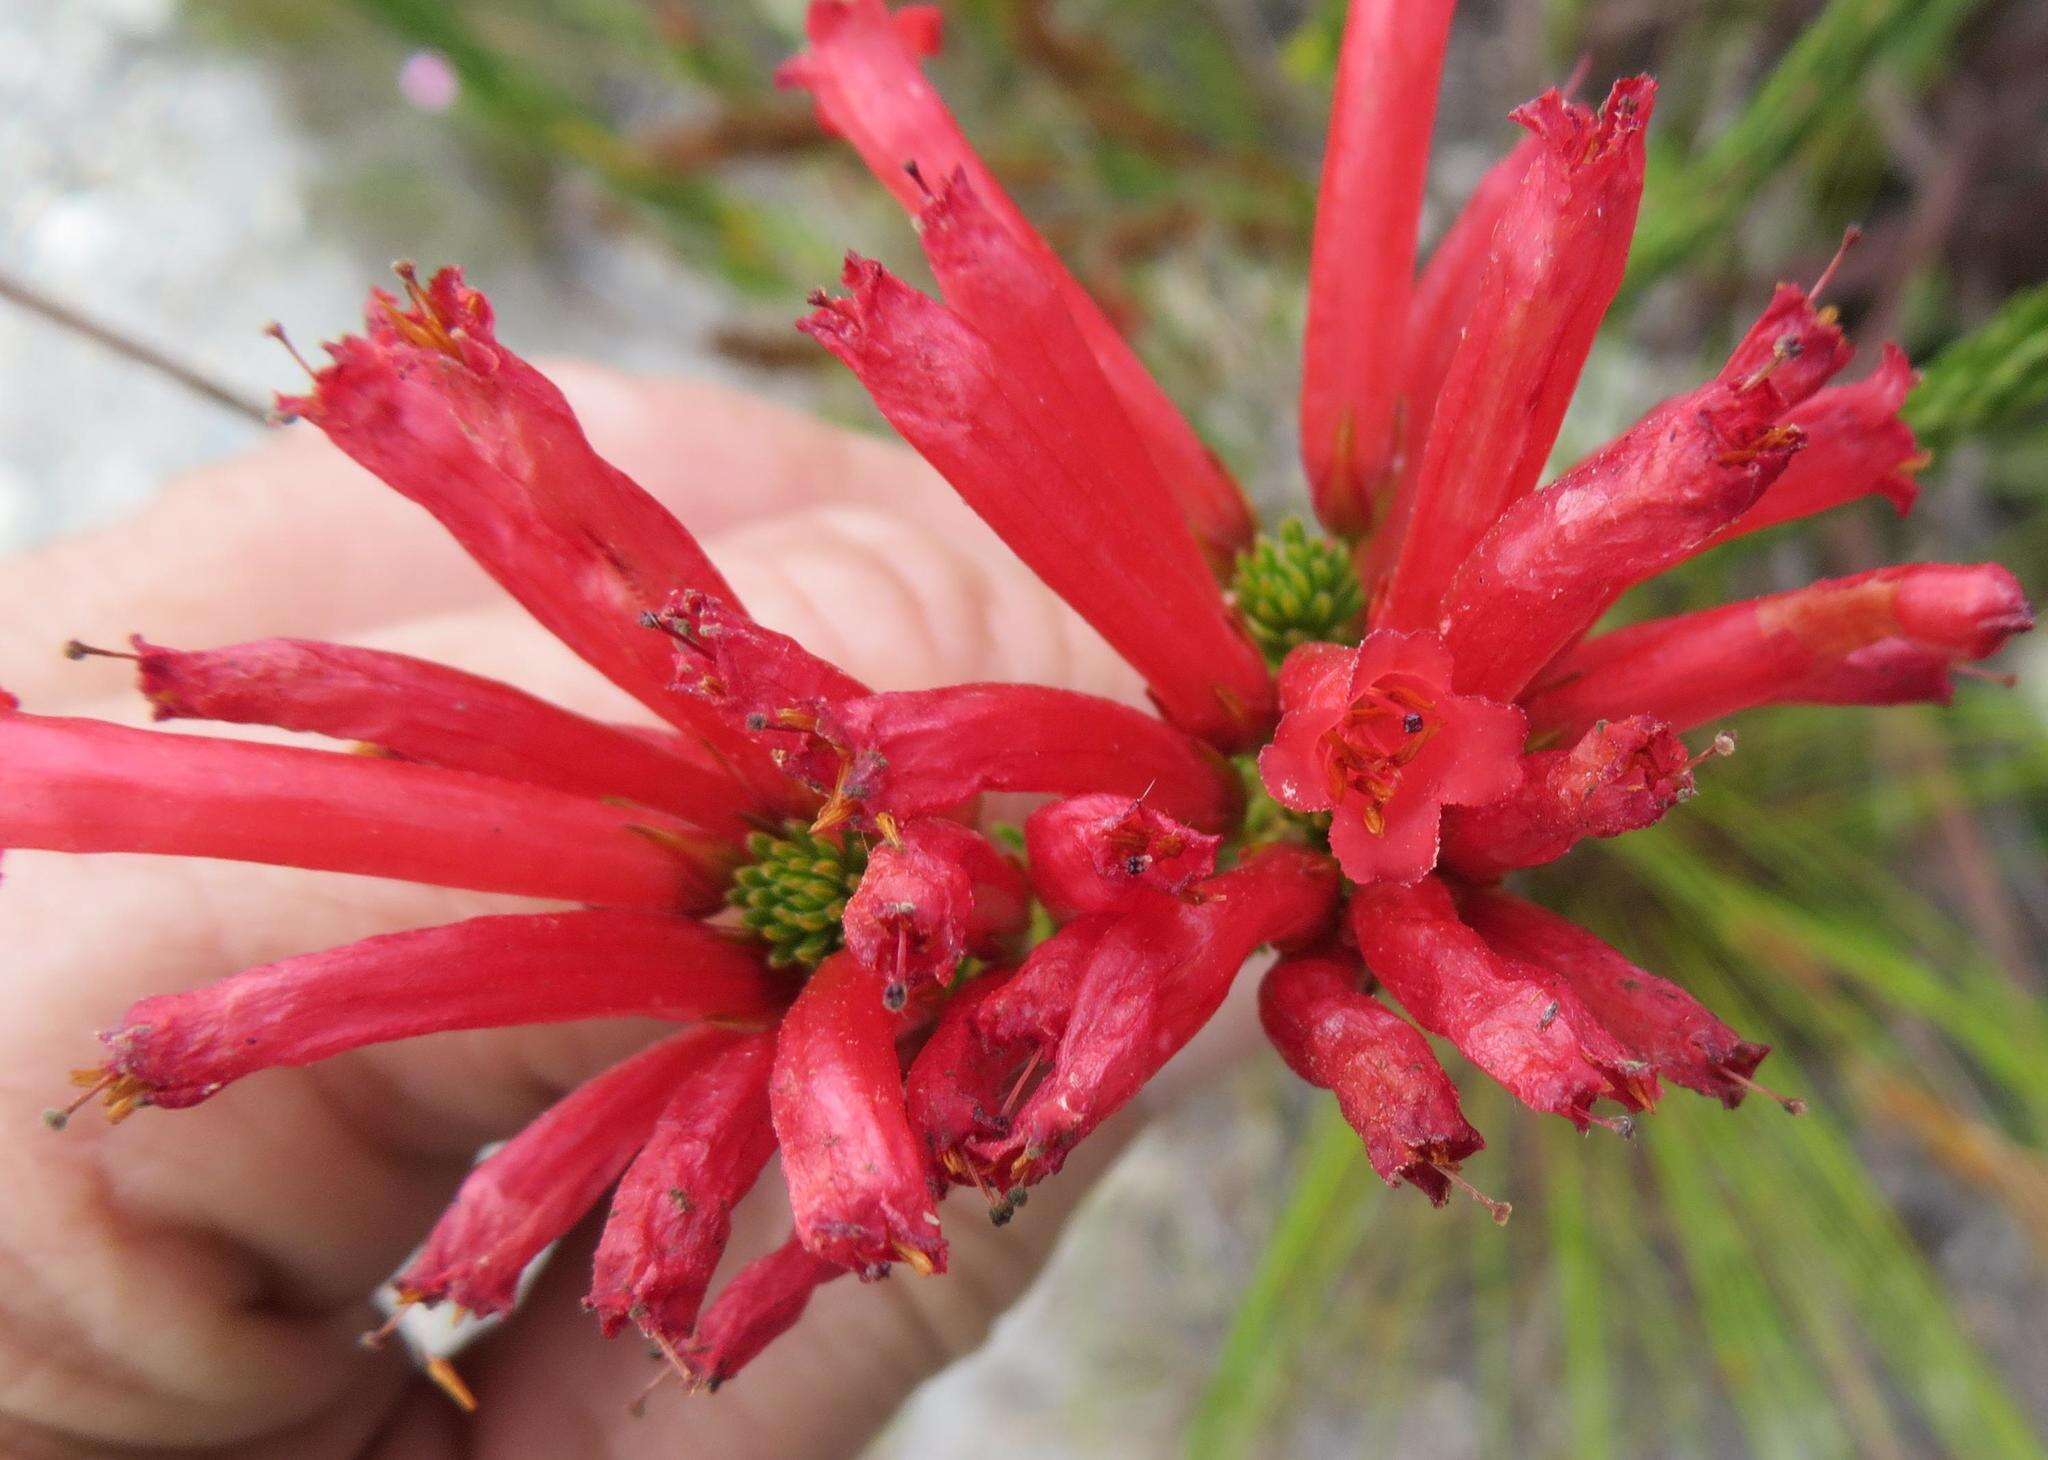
[0,366,1249,1457]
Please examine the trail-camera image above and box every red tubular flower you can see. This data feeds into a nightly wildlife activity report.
[87,910,778,1115]
[799,682,1243,835]
[801,258,1274,749]
[1258,636,1525,885]
[977,846,1340,1184]
[1709,344,1921,544]
[1375,79,1654,630]
[778,0,1253,565]
[914,171,1241,596]
[1523,563,2034,740]
[130,635,748,836]
[396,1029,716,1317]
[1438,381,1805,706]
[1436,284,1852,703]
[585,1030,779,1348]
[770,951,947,1277]
[1300,0,1458,536]
[1439,715,1696,881]
[0,703,737,912]
[1258,956,1487,1208]
[1022,793,1221,918]
[279,266,787,807]
[1349,878,1657,1130]
[683,1234,847,1391]
[1460,887,1778,1109]
[1393,131,1542,525]
[842,819,1030,1004]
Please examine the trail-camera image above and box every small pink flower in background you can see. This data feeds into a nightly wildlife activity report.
[398,49,460,113]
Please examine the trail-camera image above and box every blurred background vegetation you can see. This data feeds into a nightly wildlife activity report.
[15,0,2048,1453]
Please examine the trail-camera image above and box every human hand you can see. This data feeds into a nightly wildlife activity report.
[0,365,1194,1459]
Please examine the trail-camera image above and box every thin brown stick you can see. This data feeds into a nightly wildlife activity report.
[0,267,268,424]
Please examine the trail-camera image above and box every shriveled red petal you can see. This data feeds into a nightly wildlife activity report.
[1349,877,1657,1129]
[133,635,749,835]
[279,266,787,808]
[842,819,1029,1001]
[778,0,1252,564]
[1523,563,2034,739]
[396,1028,718,1317]
[1375,79,1655,630]
[93,910,778,1111]
[800,682,1243,835]
[0,705,738,911]
[1710,344,1921,544]
[1258,955,1483,1203]
[1439,715,1695,881]
[1022,792,1220,918]
[1460,888,1772,1107]
[683,1233,846,1391]
[1300,0,1458,536]
[1439,369,1803,704]
[586,1030,778,1345]
[801,258,1273,749]
[657,588,869,729]
[978,846,1340,1183]
[770,951,946,1277]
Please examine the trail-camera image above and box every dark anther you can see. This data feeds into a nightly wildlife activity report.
[1403,712,1425,734]
[882,981,908,1012]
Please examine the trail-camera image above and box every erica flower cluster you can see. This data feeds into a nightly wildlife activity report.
[27,0,2030,1404]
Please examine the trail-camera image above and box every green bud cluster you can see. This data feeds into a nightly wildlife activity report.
[1231,516,1366,665]
[728,823,870,970]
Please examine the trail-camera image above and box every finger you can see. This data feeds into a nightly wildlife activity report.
[4,364,978,708]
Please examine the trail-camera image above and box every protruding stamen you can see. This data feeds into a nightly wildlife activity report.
[1586,1111,1637,1140]
[1686,730,1738,773]
[1737,336,1800,393]
[55,1067,152,1125]
[359,1289,421,1350]
[1809,225,1862,305]
[892,1241,937,1276]
[1728,1068,1808,1115]
[424,1356,479,1413]
[1953,664,2019,688]
[62,640,138,663]
[44,1071,113,1130]
[999,1049,1043,1118]
[1434,1164,1513,1225]
[263,320,318,381]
